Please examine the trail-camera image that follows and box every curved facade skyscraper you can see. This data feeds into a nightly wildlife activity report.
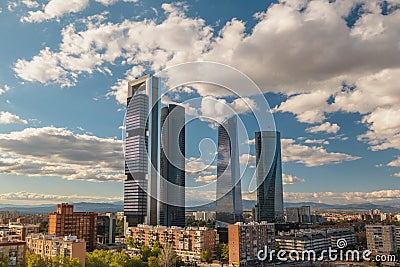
[216,116,243,225]
[255,131,284,222]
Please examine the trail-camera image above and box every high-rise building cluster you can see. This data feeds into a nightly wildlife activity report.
[124,75,186,228]
[123,75,285,230]
[121,74,289,266]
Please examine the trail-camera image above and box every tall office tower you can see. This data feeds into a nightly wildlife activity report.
[97,213,117,245]
[124,75,159,227]
[216,116,243,225]
[159,104,186,227]
[255,131,284,222]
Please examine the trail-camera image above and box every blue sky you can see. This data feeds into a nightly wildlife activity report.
[0,0,399,206]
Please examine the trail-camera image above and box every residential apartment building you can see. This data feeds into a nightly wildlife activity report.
[276,232,328,252]
[0,240,26,266]
[276,228,355,252]
[127,224,218,262]
[48,203,97,251]
[366,225,397,253]
[26,234,86,267]
[228,222,275,266]
[8,222,39,241]
[327,228,356,249]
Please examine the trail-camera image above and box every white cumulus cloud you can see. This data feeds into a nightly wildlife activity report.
[283,173,305,184]
[0,112,28,124]
[282,138,360,166]
[0,127,124,182]
[21,0,90,23]
[306,122,340,134]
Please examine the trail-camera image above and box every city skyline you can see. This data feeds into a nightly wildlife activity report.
[0,0,399,206]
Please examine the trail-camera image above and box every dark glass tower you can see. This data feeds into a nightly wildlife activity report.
[124,75,159,227]
[216,116,243,225]
[159,104,186,227]
[255,131,284,222]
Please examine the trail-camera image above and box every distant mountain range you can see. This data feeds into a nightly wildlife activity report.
[0,202,124,214]
[0,201,399,214]
[187,200,400,213]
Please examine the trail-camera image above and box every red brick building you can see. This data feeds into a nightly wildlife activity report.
[228,222,275,266]
[48,203,97,251]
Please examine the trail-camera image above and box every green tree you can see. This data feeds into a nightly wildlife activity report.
[0,253,8,267]
[158,243,177,267]
[200,249,212,263]
[125,236,136,249]
[86,250,142,267]
[115,219,125,237]
[131,256,143,267]
[141,244,152,261]
[86,250,112,267]
[49,255,81,267]
[110,251,133,267]
[151,241,162,257]
[26,251,46,267]
[38,221,48,233]
[216,243,229,262]
[148,256,158,267]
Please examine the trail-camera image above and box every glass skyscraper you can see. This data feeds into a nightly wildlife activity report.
[159,104,186,227]
[255,131,284,222]
[124,75,159,226]
[124,75,186,228]
[216,116,243,225]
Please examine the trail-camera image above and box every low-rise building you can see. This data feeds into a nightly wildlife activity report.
[26,234,86,267]
[127,224,218,262]
[277,232,328,252]
[0,239,26,266]
[327,228,356,249]
[228,222,275,266]
[276,228,356,253]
